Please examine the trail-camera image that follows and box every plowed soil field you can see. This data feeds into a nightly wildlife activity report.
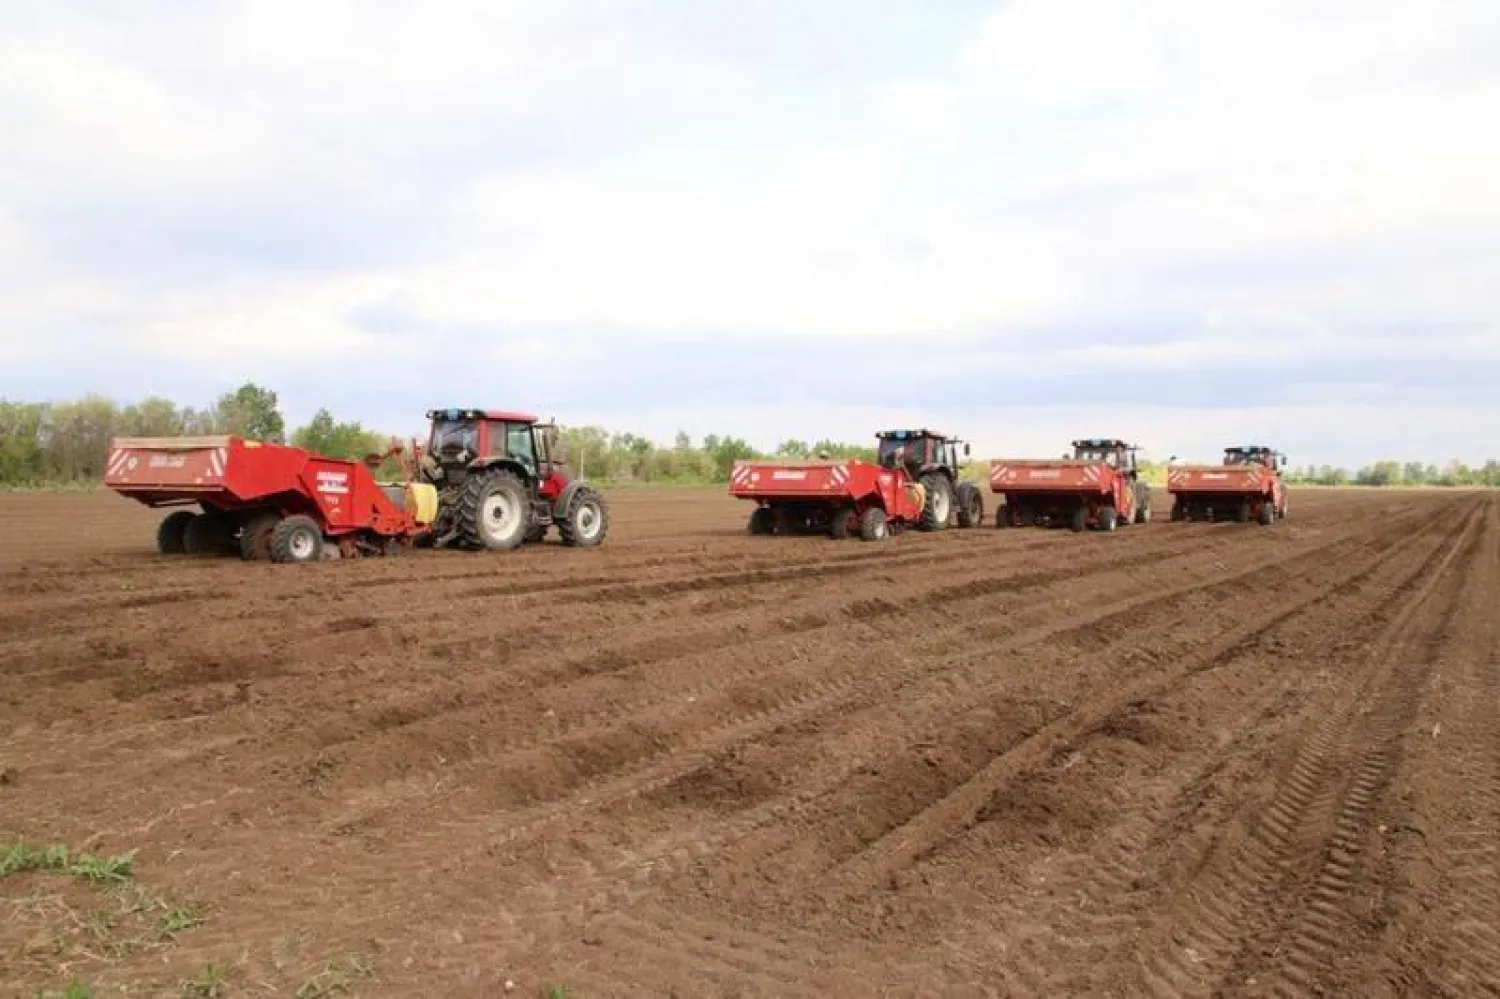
[2,487,1497,997]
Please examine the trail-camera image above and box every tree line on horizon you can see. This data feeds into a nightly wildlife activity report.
[1,384,1496,489]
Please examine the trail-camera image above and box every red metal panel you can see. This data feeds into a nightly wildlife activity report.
[1167,466,1271,496]
[988,459,1114,494]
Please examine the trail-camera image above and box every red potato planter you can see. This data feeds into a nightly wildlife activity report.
[729,429,984,541]
[1167,445,1288,525]
[104,409,610,563]
[990,438,1152,532]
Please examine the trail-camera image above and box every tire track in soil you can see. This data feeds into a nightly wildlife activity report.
[916,502,1477,999]
[1357,494,1500,998]
[1123,498,1484,999]
[385,504,1428,899]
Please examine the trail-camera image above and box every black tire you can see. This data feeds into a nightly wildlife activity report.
[269,515,324,564]
[1097,506,1118,532]
[859,506,889,542]
[239,512,281,561]
[525,523,548,544]
[558,485,609,547]
[1258,499,1275,525]
[749,506,776,535]
[156,510,195,554]
[1170,500,1185,522]
[955,482,983,528]
[829,506,854,540]
[918,474,953,531]
[183,510,235,555]
[457,469,531,550]
[1069,506,1088,532]
[1235,500,1251,523]
[1133,484,1152,524]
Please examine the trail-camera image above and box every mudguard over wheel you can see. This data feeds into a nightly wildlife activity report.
[457,469,531,550]
[269,515,324,564]
[955,482,983,528]
[156,510,196,554]
[859,506,889,542]
[558,485,609,547]
[918,474,953,531]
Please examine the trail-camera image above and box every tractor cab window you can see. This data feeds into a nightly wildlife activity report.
[878,437,908,469]
[430,419,479,458]
[503,423,537,469]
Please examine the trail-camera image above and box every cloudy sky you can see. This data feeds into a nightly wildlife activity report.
[2,0,1496,465]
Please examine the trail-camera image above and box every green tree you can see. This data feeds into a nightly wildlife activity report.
[212,382,285,441]
[291,408,383,460]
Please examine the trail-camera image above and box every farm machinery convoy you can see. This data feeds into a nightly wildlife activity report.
[104,409,610,563]
[1166,445,1289,524]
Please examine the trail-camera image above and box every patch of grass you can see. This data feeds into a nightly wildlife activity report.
[180,963,232,998]
[541,988,573,999]
[1,841,136,883]
[296,952,375,999]
[162,904,206,936]
[34,984,93,999]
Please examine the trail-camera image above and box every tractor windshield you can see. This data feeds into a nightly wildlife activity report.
[1075,447,1119,466]
[430,419,479,458]
[878,437,911,468]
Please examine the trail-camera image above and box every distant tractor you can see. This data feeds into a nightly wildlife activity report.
[990,438,1152,532]
[729,429,984,541]
[103,408,609,563]
[416,409,609,550]
[1167,445,1288,525]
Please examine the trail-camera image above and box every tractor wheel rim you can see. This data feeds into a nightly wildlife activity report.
[577,501,601,539]
[482,492,518,537]
[289,530,316,560]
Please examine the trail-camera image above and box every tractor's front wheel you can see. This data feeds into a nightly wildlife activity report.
[457,470,531,550]
[559,486,609,547]
[859,506,890,542]
[156,510,196,554]
[918,474,953,531]
[270,515,325,564]
[955,482,983,528]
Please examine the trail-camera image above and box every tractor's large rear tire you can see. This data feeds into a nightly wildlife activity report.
[859,506,889,542]
[156,510,195,554]
[457,470,530,551]
[239,512,281,561]
[269,515,324,564]
[918,474,953,531]
[558,485,609,547]
[955,482,983,528]
[183,510,235,555]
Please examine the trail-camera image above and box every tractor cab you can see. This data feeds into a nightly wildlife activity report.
[1072,438,1141,477]
[422,409,567,485]
[1223,445,1285,469]
[876,429,970,477]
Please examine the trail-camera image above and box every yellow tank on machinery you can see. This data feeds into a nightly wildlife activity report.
[404,482,439,525]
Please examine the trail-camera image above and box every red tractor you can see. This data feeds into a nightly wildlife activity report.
[415,409,609,550]
[1167,445,1288,524]
[990,438,1152,531]
[729,429,984,541]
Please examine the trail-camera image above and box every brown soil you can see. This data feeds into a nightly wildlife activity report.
[0,486,1494,997]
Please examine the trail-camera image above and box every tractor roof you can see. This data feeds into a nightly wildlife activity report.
[876,428,951,440]
[427,408,541,423]
[1073,438,1133,449]
[1226,445,1277,453]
